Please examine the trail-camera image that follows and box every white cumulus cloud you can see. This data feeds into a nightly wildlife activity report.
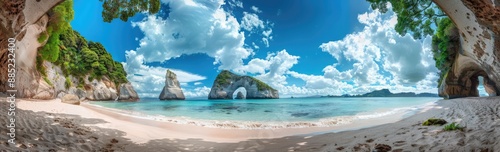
[318,5,438,93]
[251,6,262,13]
[241,12,264,31]
[131,0,253,70]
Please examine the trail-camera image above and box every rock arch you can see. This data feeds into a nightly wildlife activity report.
[439,54,500,98]
[433,0,500,99]
[208,70,278,99]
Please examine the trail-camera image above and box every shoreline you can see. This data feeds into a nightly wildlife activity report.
[3,97,499,151]
[82,100,437,129]
[15,98,429,143]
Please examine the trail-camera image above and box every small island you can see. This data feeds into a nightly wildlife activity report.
[208,70,279,99]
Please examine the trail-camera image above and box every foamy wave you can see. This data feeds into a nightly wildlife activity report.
[85,100,438,129]
[354,101,438,120]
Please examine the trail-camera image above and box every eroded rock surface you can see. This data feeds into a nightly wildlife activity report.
[0,0,63,97]
[118,82,139,101]
[0,1,140,101]
[208,70,279,99]
[434,0,500,98]
[159,70,185,100]
[61,94,80,105]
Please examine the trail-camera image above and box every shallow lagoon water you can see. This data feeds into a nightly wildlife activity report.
[89,97,439,128]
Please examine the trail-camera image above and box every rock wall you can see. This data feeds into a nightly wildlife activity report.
[434,0,500,98]
[37,61,139,101]
[208,70,279,99]
[159,70,185,100]
[0,0,139,101]
[0,0,63,97]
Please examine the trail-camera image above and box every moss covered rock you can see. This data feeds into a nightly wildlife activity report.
[422,118,447,126]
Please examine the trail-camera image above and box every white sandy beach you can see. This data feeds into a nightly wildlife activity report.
[1,97,500,151]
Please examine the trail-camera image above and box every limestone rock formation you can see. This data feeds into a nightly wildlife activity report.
[0,1,140,102]
[61,94,80,105]
[84,77,117,101]
[159,70,185,100]
[434,0,500,98]
[235,91,244,99]
[68,87,86,100]
[0,0,63,97]
[208,70,279,99]
[32,78,55,100]
[118,82,139,101]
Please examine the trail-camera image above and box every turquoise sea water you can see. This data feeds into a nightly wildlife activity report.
[89,97,439,128]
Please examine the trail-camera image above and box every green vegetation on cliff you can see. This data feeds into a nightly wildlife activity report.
[215,70,276,91]
[432,17,456,87]
[56,30,128,85]
[37,0,128,88]
[215,70,232,85]
[250,77,275,91]
[39,0,74,62]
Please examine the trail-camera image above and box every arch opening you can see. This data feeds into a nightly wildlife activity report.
[477,76,489,97]
[232,87,247,99]
[465,71,498,97]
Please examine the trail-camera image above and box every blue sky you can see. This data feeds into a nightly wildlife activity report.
[71,0,448,98]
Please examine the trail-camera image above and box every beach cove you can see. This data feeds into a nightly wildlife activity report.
[2,97,499,151]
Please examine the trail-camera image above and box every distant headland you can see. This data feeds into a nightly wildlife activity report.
[322,89,438,98]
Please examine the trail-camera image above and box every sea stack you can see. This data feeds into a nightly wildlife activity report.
[159,70,185,100]
[208,70,279,99]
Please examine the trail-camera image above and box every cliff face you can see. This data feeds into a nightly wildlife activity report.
[0,0,63,97]
[0,1,139,101]
[35,61,139,101]
[159,70,185,100]
[208,70,279,99]
[434,0,500,98]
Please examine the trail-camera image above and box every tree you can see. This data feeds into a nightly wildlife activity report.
[366,0,446,39]
[82,47,99,69]
[100,0,161,22]
[366,0,455,87]
[39,0,74,62]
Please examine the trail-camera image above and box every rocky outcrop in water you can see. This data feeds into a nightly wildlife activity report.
[159,70,185,100]
[208,70,279,99]
[118,82,139,101]
[434,0,500,98]
[235,91,244,99]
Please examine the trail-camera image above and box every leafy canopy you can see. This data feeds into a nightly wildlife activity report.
[37,0,130,89]
[39,0,74,62]
[57,30,129,85]
[100,0,161,22]
[366,0,446,39]
[367,0,457,88]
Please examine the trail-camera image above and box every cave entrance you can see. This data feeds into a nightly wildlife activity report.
[233,87,247,99]
[455,70,498,98]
